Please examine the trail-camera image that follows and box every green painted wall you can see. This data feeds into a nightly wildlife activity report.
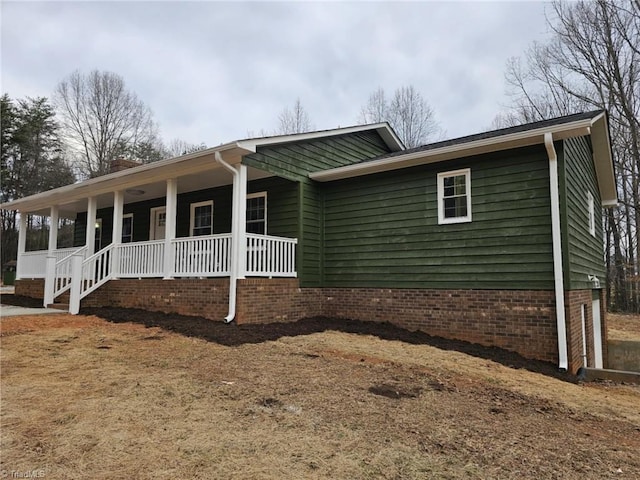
[74,177,298,247]
[560,136,606,290]
[242,131,391,181]
[319,146,556,290]
[242,129,393,286]
[299,181,323,286]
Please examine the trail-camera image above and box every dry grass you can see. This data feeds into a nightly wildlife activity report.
[1,313,639,479]
[608,313,640,341]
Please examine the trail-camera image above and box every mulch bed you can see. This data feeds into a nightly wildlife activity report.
[1,293,575,382]
[1,294,43,308]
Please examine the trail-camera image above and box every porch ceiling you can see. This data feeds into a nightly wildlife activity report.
[4,148,274,218]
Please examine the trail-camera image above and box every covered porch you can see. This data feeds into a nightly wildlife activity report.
[9,144,299,317]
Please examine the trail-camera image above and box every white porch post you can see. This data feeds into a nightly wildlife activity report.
[111,191,124,278]
[44,206,59,306]
[16,212,27,280]
[48,206,59,252]
[235,164,247,279]
[163,178,177,279]
[86,197,97,256]
[68,253,84,315]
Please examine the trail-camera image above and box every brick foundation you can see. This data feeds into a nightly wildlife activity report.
[83,278,231,320]
[14,277,607,372]
[317,287,559,364]
[235,278,323,324]
[15,279,45,299]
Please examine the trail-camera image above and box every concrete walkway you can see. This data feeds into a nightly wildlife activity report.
[0,304,66,317]
[1,285,66,317]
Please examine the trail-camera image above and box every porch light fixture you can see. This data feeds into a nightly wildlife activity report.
[125,188,145,196]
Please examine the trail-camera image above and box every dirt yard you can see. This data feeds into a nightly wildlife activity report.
[1,308,639,479]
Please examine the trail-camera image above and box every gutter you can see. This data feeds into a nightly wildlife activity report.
[544,133,569,371]
[214,152,239,323]
[310,119,594,182]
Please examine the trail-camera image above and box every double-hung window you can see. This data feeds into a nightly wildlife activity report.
[437,168,472,224]
[190,201,213,236]
[246,192,267,234]
[122,214,133,243]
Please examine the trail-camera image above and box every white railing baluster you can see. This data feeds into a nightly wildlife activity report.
[170,234,232,277]
[246,234,297,277]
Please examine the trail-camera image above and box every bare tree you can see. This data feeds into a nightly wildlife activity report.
[359,87,388,124]
[164,138,207,158]
[277,98,312,134]
[495,0,640,312]
[54,70,160,178]
[359,85,442,148]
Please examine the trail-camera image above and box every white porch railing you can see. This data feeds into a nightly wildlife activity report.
[117,240,165,278]
[79,244,114,299]
[173,234,232,277]
[18,247,80,279]
[50,246,88,301]
[27,233,297,313]
[246,234,297,277]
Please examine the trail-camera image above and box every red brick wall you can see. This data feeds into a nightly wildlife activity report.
[564,289,607,373]
[83,278,230,320]
[317,287,559,364]
[15,279,45,299]
[235,279,323,323]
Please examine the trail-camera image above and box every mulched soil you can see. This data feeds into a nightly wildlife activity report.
[1,293,575,382]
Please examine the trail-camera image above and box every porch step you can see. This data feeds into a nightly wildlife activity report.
[48,303,69,312]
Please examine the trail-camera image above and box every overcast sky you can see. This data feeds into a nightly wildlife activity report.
[1,1,552,147]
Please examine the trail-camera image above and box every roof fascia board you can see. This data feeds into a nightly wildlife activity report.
[1,143,248,212]
[237,123,404,152]
[589,113,618,206]
[311,119,594,182]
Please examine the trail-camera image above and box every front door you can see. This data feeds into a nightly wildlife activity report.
[150,207,166,240]
[592,293,603,369]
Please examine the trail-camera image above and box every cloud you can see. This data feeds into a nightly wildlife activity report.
[1,1,550,146]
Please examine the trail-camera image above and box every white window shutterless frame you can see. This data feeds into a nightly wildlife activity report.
[437,168,471,224]
[246,192,267,234]
[190,200,214,236]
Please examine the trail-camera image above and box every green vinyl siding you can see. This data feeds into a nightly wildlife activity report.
[320,145,555,290]
[242,130,392,285]
[250,177,298,238]
[242,131,391,181]
[560,136,606,289]
[73,177,298,247]
[299,180,323,286]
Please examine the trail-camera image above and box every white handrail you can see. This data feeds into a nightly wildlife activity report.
[79,244,114,299]
[117,240,165,278]
[50,246,88,300]
[172,234,232,277]
[246,234,297,277]
[19,247,85,279]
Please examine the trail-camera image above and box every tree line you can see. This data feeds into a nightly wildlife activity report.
[493,0,639,313]
[1,71,206,264]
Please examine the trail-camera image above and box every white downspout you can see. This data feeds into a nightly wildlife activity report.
[544,133,569,371]
[214,152,239,323]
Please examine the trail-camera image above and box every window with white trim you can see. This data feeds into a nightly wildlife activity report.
[587,191,595,237]
[246,192,267,234]
[122,214,133,243]
[190,201,213,236]
[437,168,472,224]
